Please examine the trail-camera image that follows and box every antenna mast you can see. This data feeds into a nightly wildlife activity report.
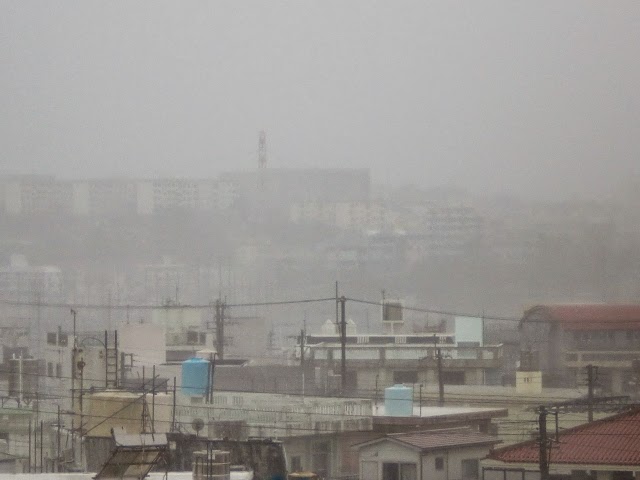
[258,130,267,169]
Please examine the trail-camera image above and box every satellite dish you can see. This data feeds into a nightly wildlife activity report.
[192,418,205,436]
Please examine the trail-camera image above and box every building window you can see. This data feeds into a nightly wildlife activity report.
[461,459,479,480]
[393,370,418,384]
[47,362,54,377]
[187,331,199,345]
[56,363,62,378]
[290,455,302,472]
[435,457,444,470]
[47,333,57,345]
[382,462,417,480]
[441,370,465,385]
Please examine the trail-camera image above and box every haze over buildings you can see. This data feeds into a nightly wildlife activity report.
[2,2,640,477]
[1,2,639,201]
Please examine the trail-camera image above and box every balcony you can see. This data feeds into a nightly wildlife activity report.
[310,344,504,369]
[564,350,640,369]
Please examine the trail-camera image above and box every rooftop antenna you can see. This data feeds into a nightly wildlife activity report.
[258,130,267,189]
[258,130,267,170]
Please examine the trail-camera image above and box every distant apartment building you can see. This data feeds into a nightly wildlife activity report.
[0,254,63,302]
[1,175,237,216]
[71,178,138,216]
[223,167,371,223]
[520,304,640,395]
[417,203,483,256]
[2,175,72,215]
[0,255,64,352]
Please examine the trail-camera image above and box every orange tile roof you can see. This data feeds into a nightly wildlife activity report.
[523,305,640,331]
[488,408,640,466]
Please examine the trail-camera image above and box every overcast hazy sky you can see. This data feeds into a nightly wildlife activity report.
[1,2,639,200]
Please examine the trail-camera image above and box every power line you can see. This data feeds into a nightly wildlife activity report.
[0,295,520,322]
[0,297,337,310]
[345,297,520,322]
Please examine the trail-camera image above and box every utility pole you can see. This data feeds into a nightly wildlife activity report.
[437,348,444,407]
[28,419,31,473]
[587,364,597,422]
[152,365,156,434]
[300,328,306,397]
[71,309,77,413]
[538,406,549,480]
[340,296,347,395]
[40,420,43,473]
[172,377,177,432]
[335,281,339,328]
[57,405,61,472]
[215,299,225,360]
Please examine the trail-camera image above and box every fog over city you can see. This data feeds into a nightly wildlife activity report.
[1,3,640,477]
[2,1,639,199]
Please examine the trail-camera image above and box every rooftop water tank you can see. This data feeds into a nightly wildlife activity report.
[384,384,413,417]
[182,357,210,397]
[193,449,230,480]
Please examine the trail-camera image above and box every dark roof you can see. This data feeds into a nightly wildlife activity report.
[94,432,168,480]
[488,407,640,466]
[521,305,640,331]
[356,429,500,452]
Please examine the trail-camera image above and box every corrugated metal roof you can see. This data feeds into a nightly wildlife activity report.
[523,304,640,331]
[488,407,640,466]
[387,429,500,451]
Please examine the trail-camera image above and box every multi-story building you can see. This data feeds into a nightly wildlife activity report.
[1,176,236,216]
[71,178,138,216]
[519,304,640,394]
[300,318,504,394]
[416,203,483,257]
[3,175,72,215]
[0,255,65,356]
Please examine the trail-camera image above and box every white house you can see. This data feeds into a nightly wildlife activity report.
[354,428,500,480]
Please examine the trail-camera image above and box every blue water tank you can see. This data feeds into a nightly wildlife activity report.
[384,384,413,416]
[181,357,210,397]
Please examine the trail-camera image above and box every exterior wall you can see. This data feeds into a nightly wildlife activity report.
[283,434,339,478]
[359,441,494,480]
[151,307,202,331]
[423,445,492,480]
[516,371,542,394]
[316,342,503,393]
[173,392,373,439]
[338,431,382,477]
[359,440,420,480]
[120,323,166,366]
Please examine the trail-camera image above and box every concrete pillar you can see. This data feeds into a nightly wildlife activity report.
[596,471,613,480]
[611,369,624,394]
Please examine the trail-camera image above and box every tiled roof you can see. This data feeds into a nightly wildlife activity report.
[388,429,500,451]
[488,408,640,466]
[523,304,640,331]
